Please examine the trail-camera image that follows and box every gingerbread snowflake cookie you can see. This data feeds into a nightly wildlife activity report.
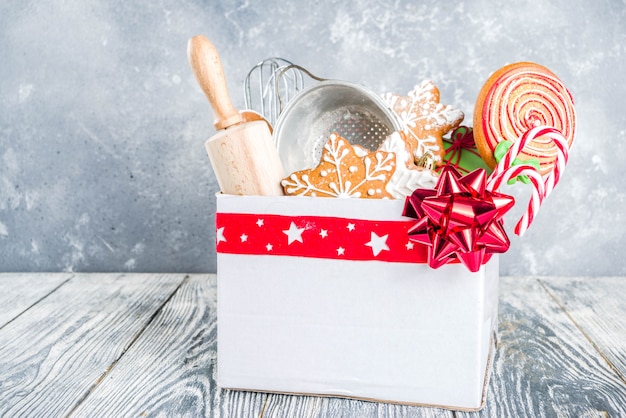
[379,131,438,198]
[382,80,464,164]
[281,133,396,199]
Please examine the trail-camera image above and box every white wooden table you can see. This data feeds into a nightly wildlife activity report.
[0,273,624,417]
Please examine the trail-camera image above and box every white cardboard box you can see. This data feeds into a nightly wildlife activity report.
[215,194,499,411]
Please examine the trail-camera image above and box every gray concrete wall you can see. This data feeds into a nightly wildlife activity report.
[1,0,624,275]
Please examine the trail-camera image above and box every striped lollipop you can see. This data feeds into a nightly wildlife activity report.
[473,62,575,175]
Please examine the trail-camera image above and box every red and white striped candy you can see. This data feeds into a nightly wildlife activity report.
[474,62,576,176]
[486,126,570,235]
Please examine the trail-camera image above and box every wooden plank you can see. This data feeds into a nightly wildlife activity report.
[461,277,626,418]
[70,274,267,418]
[540,277,626,382]
[0,273,72,327]
[0,273,186,417]
[261,393,453,418]
[6,273,617,417]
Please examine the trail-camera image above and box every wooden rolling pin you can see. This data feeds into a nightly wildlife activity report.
[187,35,285,196]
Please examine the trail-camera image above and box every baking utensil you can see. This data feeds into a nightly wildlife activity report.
[239,109,273,133]
[273,77,402,174]
[244,58,307,126]
[187,35,285,196]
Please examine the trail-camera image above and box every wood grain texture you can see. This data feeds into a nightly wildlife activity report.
[0,273,72,326]
[0,273,186,417]
[0,273,624,418]
[70,274,267,418]
[261,393,454,418]
[540,277,626,383]
[462,277,626,418]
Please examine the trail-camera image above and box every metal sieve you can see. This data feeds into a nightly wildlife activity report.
[273,77,402,174]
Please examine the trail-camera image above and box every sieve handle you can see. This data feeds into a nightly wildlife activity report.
[274,64,327,112]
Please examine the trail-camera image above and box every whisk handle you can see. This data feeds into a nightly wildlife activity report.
[187,35,243,130]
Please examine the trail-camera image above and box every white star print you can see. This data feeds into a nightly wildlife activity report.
[366,232,389,256]
[240,233,248,242]
[256,219,264,227]
[406,241,414,250]
[283,222,305,245]
[337,247,345,256]
[346,223,355,231]
[266,243,273,251]
[216,227,226,245]
[319,229,328,238]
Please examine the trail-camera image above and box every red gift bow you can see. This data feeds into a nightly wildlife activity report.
[403,166,515,272]
[404,126,571,271]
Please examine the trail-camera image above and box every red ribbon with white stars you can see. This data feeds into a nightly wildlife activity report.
[216,212,432,263]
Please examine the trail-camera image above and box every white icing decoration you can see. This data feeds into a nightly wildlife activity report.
[282,134,395,198]
[379,131,439,199]
[353,145,369,157]
[381,80,464,162]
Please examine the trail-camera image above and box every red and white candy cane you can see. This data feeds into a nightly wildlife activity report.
[486,126,570,236]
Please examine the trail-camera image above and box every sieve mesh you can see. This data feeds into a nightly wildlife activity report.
[313,107,394,160]
[274,81,401,174]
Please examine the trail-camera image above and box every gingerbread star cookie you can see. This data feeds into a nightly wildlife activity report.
[382,80,464,165]
[281,133,396,199]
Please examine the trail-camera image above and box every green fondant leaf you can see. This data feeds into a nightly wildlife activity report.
[494,141,541,185]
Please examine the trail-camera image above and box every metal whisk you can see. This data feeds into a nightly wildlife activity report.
[244,58,309,126]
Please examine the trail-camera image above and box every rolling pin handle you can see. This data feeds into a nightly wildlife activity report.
[187,35,244,130]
